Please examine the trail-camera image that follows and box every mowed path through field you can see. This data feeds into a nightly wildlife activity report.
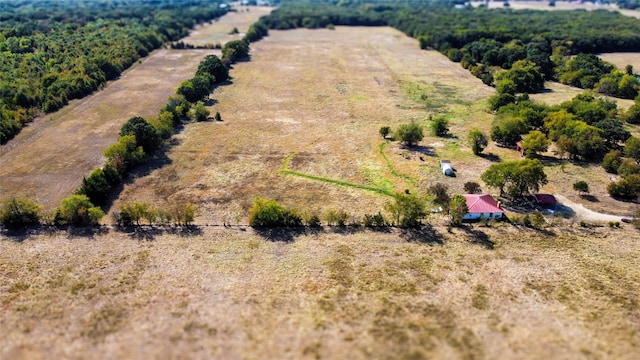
[0,6,272,210]
[116,26,494,223]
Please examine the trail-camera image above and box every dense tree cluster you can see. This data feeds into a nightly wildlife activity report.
[0,0,228,143]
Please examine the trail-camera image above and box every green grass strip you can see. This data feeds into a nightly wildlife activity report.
[378,142,418,188]
[280,153,393,196]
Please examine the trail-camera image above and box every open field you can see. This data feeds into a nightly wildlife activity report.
[598,53,640,75]
[116,27,638,224]
[472,0,640,19]
[182,6,274,46]
[115,26,500,224]
[0,49,217,210]
[2,224,639,359]
[0,6,268,211]
[2,14,640,360]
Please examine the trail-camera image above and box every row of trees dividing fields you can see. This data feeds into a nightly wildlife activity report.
[0,0,229,143]
[0,28,258,229]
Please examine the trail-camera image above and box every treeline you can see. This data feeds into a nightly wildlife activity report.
[488,81,640,199]
[0,0,229,143]
[0,47,241,230]
[260,1,640,98]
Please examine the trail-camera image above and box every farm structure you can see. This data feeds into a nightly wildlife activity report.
[462,194,504,220]
[440,160,455,176]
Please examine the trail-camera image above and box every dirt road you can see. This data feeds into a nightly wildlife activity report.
[554,194,627,223]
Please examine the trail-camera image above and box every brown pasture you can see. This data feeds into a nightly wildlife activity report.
[1,223,639,359]
[472,0,640,19]
[0,6,269,211]
[116,27,638,223]
[599,52,640,75]
[1,17,640,360]
[182,6,274,46]
[0,49,216,210]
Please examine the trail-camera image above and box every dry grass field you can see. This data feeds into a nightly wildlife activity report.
[0,49,218,210]
[472,0,640,19]
[2,224,639,359]
[182,6,274,46]
[598,53,640,75]
[2,7,640,360]
[116,26,498,225]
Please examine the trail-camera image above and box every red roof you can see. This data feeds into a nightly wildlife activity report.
[533,194,556,204]
[463,194,503,214]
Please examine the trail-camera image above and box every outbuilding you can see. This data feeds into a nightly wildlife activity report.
[462,194,504,220]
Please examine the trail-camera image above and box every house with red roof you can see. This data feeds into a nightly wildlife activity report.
[462,194,504,220]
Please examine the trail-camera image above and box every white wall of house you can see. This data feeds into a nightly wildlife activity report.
[464,212,503,220]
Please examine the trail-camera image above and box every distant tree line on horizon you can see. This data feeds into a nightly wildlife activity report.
[0,0,229,143]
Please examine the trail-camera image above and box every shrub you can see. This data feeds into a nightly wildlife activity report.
[430,116,449,137]
[384,192,427,228]
[428,183,450,207]
[602,150,622,174]
[379,126,391,139]
[449,195,469,226]
[396,122,424,146]
[531,211,546,229]
[248,198,301,227]
[467,129,488,155]
[324,209,349,226]
[363,212,387,227]
[303,211,321,227]
[607,174,640,199]
[57,194,104,226]
[464,181,482,194]
[618,158,640,177]
[0,197,41,230]
[573,180,590,195]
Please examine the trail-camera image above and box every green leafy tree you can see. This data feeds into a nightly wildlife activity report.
[430,116,449,137]
[481,159,548,198]
[120,116,161,154]
[222,40,250,62]
[104,135,146,175]
[197,55,228,84]
[384,192,427,228]
[192,101,210,122]
[77,168,111,206]
[573,180,590,195]
[379,126,391,139]
[0,197,41,230]
[625,137,640,163]
[602,150,623,173]
[169,202,197,226]
[521,130,550,158]
[607,174,640,199]
[495,60,545,93]
[491,116,527,147]
[248,198,301,227]
[449,194,469,226]
[57,194,104,226]
[396,122,424,147]
[468,129,488,155]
